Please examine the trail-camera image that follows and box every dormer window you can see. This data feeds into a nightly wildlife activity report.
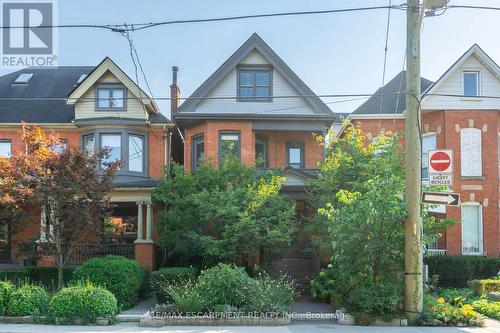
[463,71,479,97]
[238,66,271,101]
[14,73,33,84]
[96,85,126,110]
[76,74,87,84]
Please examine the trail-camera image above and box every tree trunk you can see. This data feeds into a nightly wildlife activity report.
[57,263,63,290]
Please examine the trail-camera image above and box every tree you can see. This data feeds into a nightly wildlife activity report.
[307,122,453,319]
[153,157,296,268]
[0,126,120,289]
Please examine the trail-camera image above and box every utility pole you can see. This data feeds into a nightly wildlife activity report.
[405,0,423,324]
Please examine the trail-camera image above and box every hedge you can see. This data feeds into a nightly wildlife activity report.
[6,283,49,316]
[0,281,15,315]
[151,267,198,303]
[73,255,144,310]
[0,267,74,288]
[467,279,500,296]
[425,256,500,287]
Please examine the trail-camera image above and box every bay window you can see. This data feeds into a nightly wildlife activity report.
[101,134,122,168]
[219,131,241,165]
[128,135,144,173]
[192,135,204,170]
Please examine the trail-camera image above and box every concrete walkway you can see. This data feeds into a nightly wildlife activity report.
[0,321,499,333]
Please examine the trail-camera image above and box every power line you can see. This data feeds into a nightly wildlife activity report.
[378,0,393,131]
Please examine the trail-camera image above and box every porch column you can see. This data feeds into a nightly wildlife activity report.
[135,201,144,242]
[145,201,153,242]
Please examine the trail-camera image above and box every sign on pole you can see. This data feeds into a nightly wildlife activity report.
[422,191,460,206]
[428,150,453,186]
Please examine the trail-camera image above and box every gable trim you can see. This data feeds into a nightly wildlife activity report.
[178,33,333,115]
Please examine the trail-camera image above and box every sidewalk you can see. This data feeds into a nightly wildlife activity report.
[1,321,500,333]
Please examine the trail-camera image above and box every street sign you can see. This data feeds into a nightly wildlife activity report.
[422,191,460,206]
[429,173,453,186]
[428,150,453,174]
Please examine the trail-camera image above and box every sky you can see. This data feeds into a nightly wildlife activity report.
[2,0,500,118]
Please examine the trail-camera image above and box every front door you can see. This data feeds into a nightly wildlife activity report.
[0,222,11,262]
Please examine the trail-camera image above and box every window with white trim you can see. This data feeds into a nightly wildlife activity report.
[460,128,482,177]
[0,140,12,157]
[422,133,436,179]
[461,203,483,255]
[463,71,479,97]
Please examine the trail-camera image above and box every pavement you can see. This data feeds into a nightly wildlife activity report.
[1,320,500,333]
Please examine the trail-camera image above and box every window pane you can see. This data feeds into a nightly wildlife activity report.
[193,136,204,169]
[464,72,478,96]
[128,135,143,173]
[239,71,253,85]
[97,89,110,108]
[101,134,121,167]
[220,134,240,162]
[255,72,269,86]
[112,89,124,108]
[83,135,94,156]
[0,141,11,157]
[51,140,67,154]
[288,147,302,168]
[255,137,267,169]
[256,86,270,97]
[462,205,481,254]
[421,134,436,179]
[240,87,253,97]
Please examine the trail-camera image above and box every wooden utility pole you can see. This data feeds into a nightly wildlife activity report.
[405,0,423,324]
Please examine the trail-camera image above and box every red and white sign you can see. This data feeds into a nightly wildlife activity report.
[428,150,453,174]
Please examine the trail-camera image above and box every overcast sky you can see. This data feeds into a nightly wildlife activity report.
[2,0,500,117]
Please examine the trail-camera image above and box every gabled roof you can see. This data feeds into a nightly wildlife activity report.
[0,66,94,123]
[422,43,500,96]
[67,57,160,114]
[177,33,333,117]
[353,71,433,115]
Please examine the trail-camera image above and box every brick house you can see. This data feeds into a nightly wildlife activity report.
[173,33,340,279]
[0,58,176,270]
[346,44,500,257]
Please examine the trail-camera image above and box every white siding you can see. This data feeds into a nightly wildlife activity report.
[74,71,147,120]
[195,50,315,115]
[423,54,500,110]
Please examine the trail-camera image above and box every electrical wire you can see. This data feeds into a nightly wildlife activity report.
[378,0,393,132]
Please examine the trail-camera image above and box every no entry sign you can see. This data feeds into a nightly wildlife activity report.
[428,150,453,174]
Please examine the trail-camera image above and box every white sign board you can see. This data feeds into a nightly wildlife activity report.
[429,174,453,186]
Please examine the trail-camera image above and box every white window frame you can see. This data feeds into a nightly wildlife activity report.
[460,128,482,177]
[421,132,437,180]
[0,139,12,157]
[463,70,480,97]
[461,202,483,256]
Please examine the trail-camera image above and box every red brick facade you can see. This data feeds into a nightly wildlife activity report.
[351,110,500,257]
[183,120,323,171]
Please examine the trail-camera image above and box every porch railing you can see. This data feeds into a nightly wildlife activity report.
[68,243,135,264]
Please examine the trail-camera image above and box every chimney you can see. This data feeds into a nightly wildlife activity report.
[170,66,180,119]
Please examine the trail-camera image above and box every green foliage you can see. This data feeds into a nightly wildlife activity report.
[20,266,74,290]
[437,288,479,306]
[467,279,500,296]
[154,159,296,267]
[151,267,198,303]
[49,281,117,323]
[73,255,144,310]
[0,281,15,314]
[6,283,49,316]
[471,299,500,320]
[425,256,500,287]
[309,266,336,303]
[164,263,295,313]
[423,294,484,326]
[0,271,24,285]
[307,123,453,319]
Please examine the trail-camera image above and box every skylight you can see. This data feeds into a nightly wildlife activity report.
[77,74,87,84]
[14,73,33,84]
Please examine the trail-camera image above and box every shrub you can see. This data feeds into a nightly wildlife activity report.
[425,256,500,287]
[437,288,478,306]
[165,263,295,314]
[151,267,198,303]
[471,299,500,320]
[0,281,15,314]
[310,267,336,302]
[6,283,49,316]
[194,264,258,311]
[467,279,500,296]
[49,281,118,323]
[73,255,144,309]
[20,266,74,289]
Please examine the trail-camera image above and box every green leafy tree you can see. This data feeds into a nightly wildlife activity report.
[307,122,454,319]
[153,157,296,268]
